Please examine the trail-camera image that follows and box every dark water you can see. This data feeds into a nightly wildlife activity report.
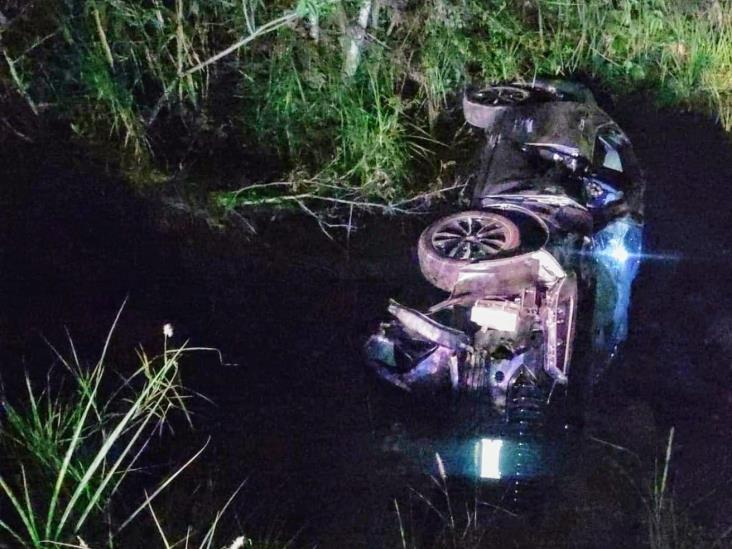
[2,98,732,547]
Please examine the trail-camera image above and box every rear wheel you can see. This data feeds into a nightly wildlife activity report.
[463,84,548,129]
[469,85,533,106]
[418,210,521,292]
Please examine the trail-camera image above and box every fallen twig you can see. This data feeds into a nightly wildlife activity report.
[295,199,355,240]
[588,434,641,462]
[1,117,34,142]
[229,192,416,214]
[2,50,38,115]
[230,178,465,209]
[391,181,468,207]
[222,179,468,238]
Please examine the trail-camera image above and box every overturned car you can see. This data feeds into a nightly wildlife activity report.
[365,80,644,482]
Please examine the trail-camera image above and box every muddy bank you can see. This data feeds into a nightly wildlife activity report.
[2,95,732,546]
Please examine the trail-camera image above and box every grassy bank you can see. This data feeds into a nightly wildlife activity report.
[1,0,731,215]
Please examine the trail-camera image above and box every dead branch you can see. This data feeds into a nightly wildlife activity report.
[390,182,467,207]
[226,179,468,236]
[1,117,34,142]
[2,50,38,115]
[229,192,414,214]
[183,11,299,76]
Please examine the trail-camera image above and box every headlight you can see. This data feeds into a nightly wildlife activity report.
[478,438,504,480]
[605,239,630,264]
[593,216,643,269]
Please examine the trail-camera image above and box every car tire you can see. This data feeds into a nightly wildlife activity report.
[463,84,543,129]
[417,210,521,292]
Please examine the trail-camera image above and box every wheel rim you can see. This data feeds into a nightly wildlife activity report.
[470,85,531,106]
[432,214,516,261]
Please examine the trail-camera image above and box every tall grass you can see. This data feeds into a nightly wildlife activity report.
[240,38,417,200]
[0,307,247,548]
[642,427,716,549]
[388,431,719,549]
[2,0,732,207]
[390,454,511,549]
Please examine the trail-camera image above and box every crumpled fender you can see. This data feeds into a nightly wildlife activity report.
[387,300,470,351]
[364,332,456,392]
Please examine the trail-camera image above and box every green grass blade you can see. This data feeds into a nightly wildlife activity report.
[46,300,127,538]
[200,480,247,549]
[59,353,180,536]
[20,466,39,541]
[0,475,41,546]
[45,298,127,538]
[0,518,27,546]
[117,437,210,532]
[97,298,128,372]
[145,493,171,549]
[44,367,100,539]
[73,394,169,532]
[25,373,43,435]
[55,387,153,536]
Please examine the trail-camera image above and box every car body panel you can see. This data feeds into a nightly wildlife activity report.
[364,81,645,483]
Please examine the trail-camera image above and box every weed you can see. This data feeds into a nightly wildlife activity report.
[642,427,716,549]
[390,454,515,549]
[3,1,732,213]
[0,305,207,547]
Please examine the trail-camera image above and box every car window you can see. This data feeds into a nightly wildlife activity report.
[594,129,626,173]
